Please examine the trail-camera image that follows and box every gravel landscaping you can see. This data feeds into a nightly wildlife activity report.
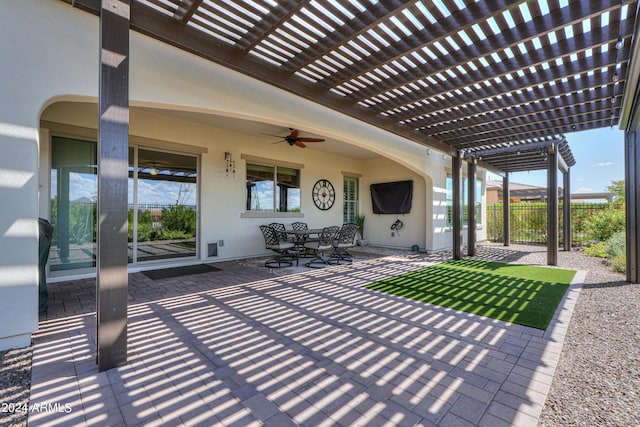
[474,243,640,427]
[1,243,638,426]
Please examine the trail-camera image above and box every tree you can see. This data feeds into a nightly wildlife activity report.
[606,180,625,203]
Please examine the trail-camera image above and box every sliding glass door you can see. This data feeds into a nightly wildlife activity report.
[50,137,97,271]
[134,148,198,262]
[50,137,199,274]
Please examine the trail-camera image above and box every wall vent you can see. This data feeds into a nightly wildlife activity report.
[207,242,218,257]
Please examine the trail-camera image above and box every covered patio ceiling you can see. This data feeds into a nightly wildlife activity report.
[65,0,638,173]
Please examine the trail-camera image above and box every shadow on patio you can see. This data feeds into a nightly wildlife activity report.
[29,246,579,426]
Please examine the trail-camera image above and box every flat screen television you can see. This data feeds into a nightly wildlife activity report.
[370,180,413,214]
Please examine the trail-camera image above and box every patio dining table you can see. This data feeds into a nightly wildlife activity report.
[284,228,324,257]
[284,228,323,244]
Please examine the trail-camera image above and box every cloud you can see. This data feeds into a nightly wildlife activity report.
[577,187,594,193]
[592,162,613,167]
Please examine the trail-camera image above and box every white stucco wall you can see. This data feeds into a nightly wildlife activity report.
[0,1,101,349]
[0,0,486,349]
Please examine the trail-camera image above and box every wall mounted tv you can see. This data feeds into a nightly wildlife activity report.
[370,180,413,214]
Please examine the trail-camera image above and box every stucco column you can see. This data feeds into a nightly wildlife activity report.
[0,120,40,350]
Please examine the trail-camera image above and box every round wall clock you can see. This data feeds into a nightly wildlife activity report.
[312,179,335,211]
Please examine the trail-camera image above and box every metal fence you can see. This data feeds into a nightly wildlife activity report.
[486,202,611,247]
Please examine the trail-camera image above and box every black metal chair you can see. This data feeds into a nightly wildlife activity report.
[291,222,308,232]
[269,222,290,242]
[291,221,316,256]
[259,225,296,268]
[304,226,340,268]
[329,223,359,265]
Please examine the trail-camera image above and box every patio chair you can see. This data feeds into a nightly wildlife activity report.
[329,223,359,265]
[291,221,317,255]
[291,221,308,232]
[259,225,296,268]
[304,226,340,268]
[269,222,290,242]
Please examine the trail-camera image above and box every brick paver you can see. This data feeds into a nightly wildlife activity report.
[29,249,582,426]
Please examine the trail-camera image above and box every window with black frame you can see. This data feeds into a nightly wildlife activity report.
[246,162,300,212]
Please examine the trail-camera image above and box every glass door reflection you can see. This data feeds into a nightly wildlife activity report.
[135,148,198,262]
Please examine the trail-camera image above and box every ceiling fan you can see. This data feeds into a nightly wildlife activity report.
[268,128,325,148]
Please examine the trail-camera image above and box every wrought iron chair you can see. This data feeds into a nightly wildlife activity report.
[291,221,316,255]
[291,221,308,232]
[259,225,296,268]
[268,222,290,242]
[304,226,340,268]
[329,223,359,265]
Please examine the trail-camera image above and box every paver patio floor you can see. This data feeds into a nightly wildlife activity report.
[29,248,583,426]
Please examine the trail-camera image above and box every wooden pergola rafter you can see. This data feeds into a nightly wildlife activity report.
[65,0,638,165]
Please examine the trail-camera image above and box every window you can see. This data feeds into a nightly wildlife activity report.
[246,162,300,212]
[50,137,200,273]
[343,176,359,223]
[446,174,482,227]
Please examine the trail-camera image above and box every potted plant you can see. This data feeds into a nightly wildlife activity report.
[356,215,368,245]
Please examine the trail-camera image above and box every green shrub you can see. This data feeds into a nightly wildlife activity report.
[160,229,191,240]
[585,205,625,241]
[582,241,608,258]
[605,231,626,258]
[136,223,154,242]
[608,256,626,273]
[161,204,196,236]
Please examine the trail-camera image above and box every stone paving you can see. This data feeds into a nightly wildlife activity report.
[29,248,583,426]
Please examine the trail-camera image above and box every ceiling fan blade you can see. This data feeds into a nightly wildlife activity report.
[296,137,325,143]
[295,140,306,148]
[290,129,299,139]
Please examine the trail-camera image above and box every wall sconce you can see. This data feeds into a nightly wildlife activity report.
[225,151,235,176]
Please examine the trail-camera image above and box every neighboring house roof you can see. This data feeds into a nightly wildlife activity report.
[487,180,614,202]
[486,180,548,192]
[486,180,561,200]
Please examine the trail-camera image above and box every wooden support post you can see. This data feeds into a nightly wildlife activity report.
[467,158,476,256]
[503,173,510,246]
[563,168,571,251]
[97,0,130,371]
[452,153,462,260]
[547,145,559,266]
[625,130,640,283]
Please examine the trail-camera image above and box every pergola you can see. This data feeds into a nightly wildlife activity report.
[59,0,640,369]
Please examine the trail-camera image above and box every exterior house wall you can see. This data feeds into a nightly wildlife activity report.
[0,0,487,350]
[360,157,429,250]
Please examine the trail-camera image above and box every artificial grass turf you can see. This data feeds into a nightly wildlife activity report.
[365,259,576,330]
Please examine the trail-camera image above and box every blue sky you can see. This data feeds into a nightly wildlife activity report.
[487,127,625,194]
